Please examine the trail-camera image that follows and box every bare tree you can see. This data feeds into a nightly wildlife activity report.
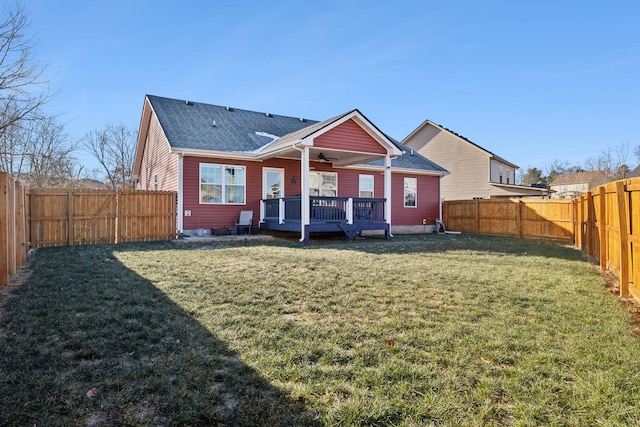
[82,123,136,189]
[584,142,630,181]
[5,115,82,188]
[0,3,53,141]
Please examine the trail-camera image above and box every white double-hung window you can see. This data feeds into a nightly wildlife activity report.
[309,172,337,197]
[359,174,374,198]
[200,163,246,204]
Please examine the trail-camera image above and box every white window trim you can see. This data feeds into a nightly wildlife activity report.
[263,167,285,199]
[359,174,374,198]
[199,163,247,205]
[404,177,417,208]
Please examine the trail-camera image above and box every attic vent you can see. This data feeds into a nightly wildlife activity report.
[185,100,193,105]
[225,106,233,111]
[212,120,216,127]
[299,117,306,122]
[265,113,272,117]
[410,149,414,156]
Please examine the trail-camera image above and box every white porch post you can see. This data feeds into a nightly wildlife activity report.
[346,198,353,224]
[279,198,285,224]
[384,155,392,228]
[300,146,310,240]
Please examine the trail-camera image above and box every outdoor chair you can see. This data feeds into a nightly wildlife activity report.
[235,210,253,235]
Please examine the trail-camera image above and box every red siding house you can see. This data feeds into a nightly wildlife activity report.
[133,95,448,243]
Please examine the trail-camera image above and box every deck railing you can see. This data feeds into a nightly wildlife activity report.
[262,196,385,224]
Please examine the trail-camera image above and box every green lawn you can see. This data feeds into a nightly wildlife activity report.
[1,234,640,426]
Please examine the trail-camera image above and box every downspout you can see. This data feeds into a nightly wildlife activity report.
[177,152,184,233]
[439,173,443,222]
[292,144,309,242]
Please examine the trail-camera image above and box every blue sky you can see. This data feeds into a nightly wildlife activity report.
[26,0,640,173]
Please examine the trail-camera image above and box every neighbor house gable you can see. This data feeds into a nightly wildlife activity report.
[403,120,518,169]
[402,119,549,200]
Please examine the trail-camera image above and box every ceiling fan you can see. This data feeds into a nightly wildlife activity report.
[317,152,337,162]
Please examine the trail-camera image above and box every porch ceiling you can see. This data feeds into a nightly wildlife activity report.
[263,146,389,167]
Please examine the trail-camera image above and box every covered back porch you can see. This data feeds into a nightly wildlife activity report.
[260,196,390,242]
[254,109,403,244]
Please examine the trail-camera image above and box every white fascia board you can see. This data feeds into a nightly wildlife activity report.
[256,139,305,159]
[350,112,403,156]
[171,147,261,162]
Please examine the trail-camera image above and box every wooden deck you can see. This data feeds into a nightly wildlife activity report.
[260,196,390,242]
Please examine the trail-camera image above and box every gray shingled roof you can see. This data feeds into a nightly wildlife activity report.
[148,95,319,152]
[147,95,447,174]
[364,138,448,173]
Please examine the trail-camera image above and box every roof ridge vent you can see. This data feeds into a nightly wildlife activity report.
[299,117,306,122]
[225,106,233,111]
[265,112,272,117]
[185,100,193,105]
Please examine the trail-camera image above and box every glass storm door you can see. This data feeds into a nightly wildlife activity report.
[263,168,284,199]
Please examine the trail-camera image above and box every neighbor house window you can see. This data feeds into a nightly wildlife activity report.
[359,174,374,198]
[200,163,246,204]
[404,177,417,207]
[309,172,337,197]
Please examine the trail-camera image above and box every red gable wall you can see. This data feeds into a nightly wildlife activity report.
[314,119,387,155]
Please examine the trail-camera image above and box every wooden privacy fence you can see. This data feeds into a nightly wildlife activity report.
[1,171,177,285]
[573,178,640,302]
[30,189,177,247]
[442,199,574,241]
[443,176,640,303]
[0,173,29,286]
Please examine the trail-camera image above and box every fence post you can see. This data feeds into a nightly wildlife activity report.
[7,174,15,275]
[15,181,26,266]
[67,190,73,246]
[599,186,607,270]
[586,192,593,257]
[0,173,8,286]
[616,181,630,297]
[475,199,480,234]
[115,190,120,244]
[517,200,523,238]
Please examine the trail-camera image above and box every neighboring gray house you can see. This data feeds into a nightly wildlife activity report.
[628,165,640,178]
[549,171,608,199]
[402,120,549,200]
